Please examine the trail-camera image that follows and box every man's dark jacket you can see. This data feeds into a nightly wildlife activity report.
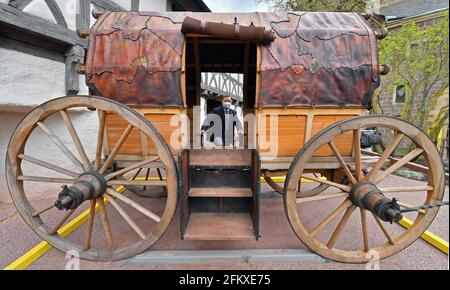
[201,106,242,146]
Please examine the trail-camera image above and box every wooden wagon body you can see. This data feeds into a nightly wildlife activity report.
[84,11,379,173]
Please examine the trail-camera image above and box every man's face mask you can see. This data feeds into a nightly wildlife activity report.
[223,101,231,109]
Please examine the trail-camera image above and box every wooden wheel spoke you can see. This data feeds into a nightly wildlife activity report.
[310,199,353,237]
[366,133,404,181]
[372,148,424,184]
[327,205,356,248]
[107,180,167,187]
[32,203,55,217]
[353,129,363,181]
[19,154,80,177]
[372,213,395,245]
[95,110,106,171]
[83,199,97,251]
[105,194,146,239]
[360,208,369,252]
[60,110,92,171]
[296,192,348,204]
[50,209,75,235]
[301,175,351,192]
[37,122,84,170]
[97,197,114,250]
[106,188,161,222]
[104,157,160,181]
[380,185,433,193]
[328,141,357,184]
[99,124,133,174]
[17,176,75,184]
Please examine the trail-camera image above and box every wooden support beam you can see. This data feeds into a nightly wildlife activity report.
[194,38,201,106]
[76,0,90,30]
[44,0,67,27]
[7,0,32,10]
[0,3,86,51]
[131,0,140,11]
[91,0,126,12]
[64,45,85,95]
[243,42,250,101]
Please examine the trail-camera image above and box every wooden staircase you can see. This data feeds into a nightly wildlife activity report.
[179,149,260,240]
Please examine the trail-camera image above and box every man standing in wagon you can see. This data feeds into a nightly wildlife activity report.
[201,95,243,147]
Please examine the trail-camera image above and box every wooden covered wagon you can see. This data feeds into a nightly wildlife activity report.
[5,10,446,263]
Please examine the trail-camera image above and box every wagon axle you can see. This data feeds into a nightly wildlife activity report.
[55,172,106,210]
[349,181,403,223]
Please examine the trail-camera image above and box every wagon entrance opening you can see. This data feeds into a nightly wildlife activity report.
[184,37,257,148]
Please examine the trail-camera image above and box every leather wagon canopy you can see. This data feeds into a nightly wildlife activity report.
[85,11,379,107]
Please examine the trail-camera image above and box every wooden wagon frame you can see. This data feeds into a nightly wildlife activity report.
[5,10,446,263]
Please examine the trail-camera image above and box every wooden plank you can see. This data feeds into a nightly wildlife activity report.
[189,149,251,166]
[181,40,187,108]
[194,37,201,106]
[184,213,255,240]
[243,41,250,100]
[144,113,181,154]
[76,0,90,30]
[258,115,307,157]
[188,188,253,197]
[0,3,86,50]
[312,115,355,156]
[8,0,32,10]
[256,108,366,116]
[304,113,314,142]
[64,45,85,95]
[255,45,262,107]
[44,0,67,27]
[105,113,142,155]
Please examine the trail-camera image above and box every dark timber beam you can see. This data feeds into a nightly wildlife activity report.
[131,0,139,11]
[65,45,85,95]
[91,0,126,12]
[44,0,67,28]
[76,0,90,29]
[0,3,86,51]
[7,0,33,10]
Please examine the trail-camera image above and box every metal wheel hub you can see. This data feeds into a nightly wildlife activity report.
[55,171,106,210]
[349,181,403,223]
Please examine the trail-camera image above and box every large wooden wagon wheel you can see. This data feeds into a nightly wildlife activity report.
[284,116,445,263]
[5,96,178,261]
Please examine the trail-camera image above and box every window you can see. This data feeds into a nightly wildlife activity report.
[395,85,406,103]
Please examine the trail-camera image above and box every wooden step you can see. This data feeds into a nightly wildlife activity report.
[184,213,255,240]
[188,188,252,197]
[189,149,251,166]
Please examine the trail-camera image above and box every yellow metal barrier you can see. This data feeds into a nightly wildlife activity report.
[398,217,449,255]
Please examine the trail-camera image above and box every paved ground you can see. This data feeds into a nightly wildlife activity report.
[0,175,448,270]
